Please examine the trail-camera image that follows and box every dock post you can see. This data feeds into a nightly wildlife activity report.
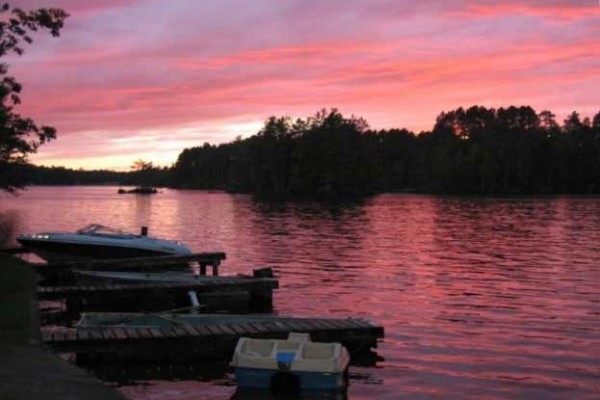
[65,296,81,320]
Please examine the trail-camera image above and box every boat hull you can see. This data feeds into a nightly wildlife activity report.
[17,237,179,263]
[231,334,350,391]
[74,270,197,283]
[234,367,347,390]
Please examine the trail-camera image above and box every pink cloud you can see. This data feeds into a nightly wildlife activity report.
[2,0,597,169]
[19,36,599,131]
[447,1,600,21]
[10,0,145,17]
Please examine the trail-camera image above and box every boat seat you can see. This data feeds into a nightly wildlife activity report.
[288,332,310,342]
[241,338,275,357]
[276,341,302,352]
[302,342,336,360]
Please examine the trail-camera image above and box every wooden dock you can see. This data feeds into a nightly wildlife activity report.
[43,316,384,364]
[38,275,279,314]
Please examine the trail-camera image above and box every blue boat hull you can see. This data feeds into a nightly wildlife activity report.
[234,367,346,390]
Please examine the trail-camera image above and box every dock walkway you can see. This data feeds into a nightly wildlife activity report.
[37,276,278,299]
[38,274,279,313]
[44,316,384,363]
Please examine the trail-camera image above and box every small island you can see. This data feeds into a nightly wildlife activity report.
[117,160,159,194]
[117,186,158,194]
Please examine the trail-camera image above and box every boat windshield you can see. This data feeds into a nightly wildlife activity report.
[76,224,133,237]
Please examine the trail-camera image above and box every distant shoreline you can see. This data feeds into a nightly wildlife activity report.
[8,184,600,200]
[6,106,599,198]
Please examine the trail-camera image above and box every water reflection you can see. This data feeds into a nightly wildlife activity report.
[242,200,371,268]
[230,388,347,400]
[82,359,354,400]
[2,188,599,400]
[132,194,153,228]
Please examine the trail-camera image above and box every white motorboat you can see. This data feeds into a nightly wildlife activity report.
[17,224,192,262]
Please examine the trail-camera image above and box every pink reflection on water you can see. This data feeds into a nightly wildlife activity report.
[1,189,599,400]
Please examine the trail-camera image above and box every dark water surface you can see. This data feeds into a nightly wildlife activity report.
[1,187,599,400]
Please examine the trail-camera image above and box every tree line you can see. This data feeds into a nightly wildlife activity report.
[171,106,600,198]
[9,163,171,187]
[1,5,598,199]
[11,106,600,198]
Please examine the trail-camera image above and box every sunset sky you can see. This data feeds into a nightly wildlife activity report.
[8,0,600,170]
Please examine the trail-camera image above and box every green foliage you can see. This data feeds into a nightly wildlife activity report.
[0,3,68,192]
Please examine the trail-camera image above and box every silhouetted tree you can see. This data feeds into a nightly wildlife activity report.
[147,106,600,197]
[127,158,164,188]
[0,3,68,192]
[250,116,296,197]
[131,159,153,172]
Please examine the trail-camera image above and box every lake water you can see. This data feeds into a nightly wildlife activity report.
[1,187,599,400]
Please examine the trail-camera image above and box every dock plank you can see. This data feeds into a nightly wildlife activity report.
[136,327,153,339]
[204,324,224,336]
[223,323,246,335]
[76,329,92,341]
[171,326,188,338]
[302,319,328,331]
[191,324,211,336]
[158,327,177,338]
[148,327,163,338]
[194,325,213,336]
[248,322,271,333]
[112,328,128,340]
[102,329,117,341]
[306,320,326,331]
[37,277,278,302]
[280,320,308,333]
[257,320,285,333]
[313,319,339,330]
[274,321,290,331]
[123,328,140,340]
[232,322,258,335]
[42,314,385,364]
[290,320,315,332]
[87,329,105,341]
[213,323,235,336]
[347,318,372,328]
[181,325,201,337]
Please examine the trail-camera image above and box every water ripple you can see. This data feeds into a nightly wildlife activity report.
[1,189,599,400]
